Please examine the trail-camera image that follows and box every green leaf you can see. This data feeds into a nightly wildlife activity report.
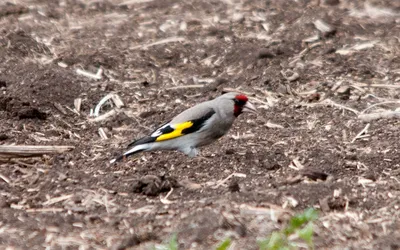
[284,208,318,236]
[168,234,178,250]
[267,232,287,250]
[303,208,318,222]
[216,238,231,250]
[259,209,318,250]
[258,239,269,250]
[298,223,314,243]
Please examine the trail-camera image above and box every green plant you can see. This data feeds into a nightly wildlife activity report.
[258,208,318,250]
[216,238,232,250]
[154,234,178,250]
[154,235,232,250]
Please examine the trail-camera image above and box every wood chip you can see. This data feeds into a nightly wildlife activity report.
[74,98,82,112]
[53,103,67,115]
[319,197,330,212]
[98,128,108,140]
[313,19,335,35]
[265,121,284,129]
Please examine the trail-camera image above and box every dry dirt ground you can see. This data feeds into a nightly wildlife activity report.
[1,0,400,249]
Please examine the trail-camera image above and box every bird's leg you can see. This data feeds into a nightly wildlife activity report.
[181,147,207,162]
[188,147,198,157]
[180,146,196,157]
[191,147,211,161]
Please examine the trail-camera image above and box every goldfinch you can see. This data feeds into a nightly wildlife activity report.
[110,92,257,163]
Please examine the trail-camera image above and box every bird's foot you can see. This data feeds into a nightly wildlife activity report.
[182,146,198,157]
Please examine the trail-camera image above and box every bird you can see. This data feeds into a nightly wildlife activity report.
[110,92,257,164]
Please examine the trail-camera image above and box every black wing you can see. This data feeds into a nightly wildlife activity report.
[126,109,216,148]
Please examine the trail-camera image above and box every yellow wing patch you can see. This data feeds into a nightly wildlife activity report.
[155,121,193,142]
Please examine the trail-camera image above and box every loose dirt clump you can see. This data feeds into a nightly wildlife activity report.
[131,174,179,196]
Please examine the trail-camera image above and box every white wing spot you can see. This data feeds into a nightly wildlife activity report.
[151,124,171,137]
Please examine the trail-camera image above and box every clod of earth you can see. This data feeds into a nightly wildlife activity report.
[131,175,179,196]
[17,107,47,120]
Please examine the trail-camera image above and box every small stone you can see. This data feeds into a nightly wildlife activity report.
[228,179,240,192]
[18,107,47,120]
[364,172,377,182]
[257,49,275,59]
[0,80,6,88]
[225,149,235,155]
[141,80,150,87]
[322,0,340,6]
[232,13,244,23]
[301,169,329,181]
[0,197,9,208]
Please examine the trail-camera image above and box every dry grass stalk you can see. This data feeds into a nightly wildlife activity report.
[0,145,74,158]
[358,111,400,122]
[76,68,102,80]
[360,101,400,114]
[166,84,205,90]
[130,36,186,50]
[354,82,400,89]
[0,173,11,184]
[43,194,73,206]
[93,93,124,117]
[351,123,370,143]
[305,99,360,115]
[26,208,64,213]
[160,188,175,204]
[213,172,246,189]
[90,109,121,122]
[118,0,154,6]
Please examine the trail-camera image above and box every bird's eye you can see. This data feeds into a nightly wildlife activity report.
[233,98,245,106]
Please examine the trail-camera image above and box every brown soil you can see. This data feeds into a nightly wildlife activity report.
[1,0,400,249]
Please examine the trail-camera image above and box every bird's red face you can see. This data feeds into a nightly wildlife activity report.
[233,94,257,117]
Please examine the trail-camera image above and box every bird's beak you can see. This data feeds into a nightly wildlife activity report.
[242,101,257,114]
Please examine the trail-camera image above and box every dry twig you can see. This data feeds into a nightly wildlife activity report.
[0,145,74,158]
[213,173,246,189]
[130,37,186,50]
[304,99,360,115]
[351,123,370,143]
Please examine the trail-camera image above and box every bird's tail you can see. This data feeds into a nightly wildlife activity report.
[109,144,149,164]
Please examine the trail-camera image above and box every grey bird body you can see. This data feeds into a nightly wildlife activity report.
[110,92,256,163]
